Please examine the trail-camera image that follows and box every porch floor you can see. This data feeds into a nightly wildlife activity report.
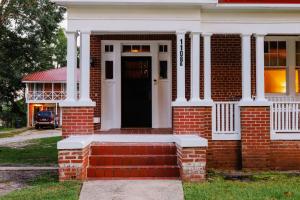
[96,128,172,135]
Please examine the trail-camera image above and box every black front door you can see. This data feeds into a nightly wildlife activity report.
[121,57,152,128]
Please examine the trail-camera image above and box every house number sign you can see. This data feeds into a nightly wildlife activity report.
[179,39,184,67]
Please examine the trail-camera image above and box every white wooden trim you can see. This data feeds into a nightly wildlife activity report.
[101,40,172,130]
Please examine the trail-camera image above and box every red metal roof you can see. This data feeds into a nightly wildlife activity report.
[219,0,300,3]
[22,67,80,83]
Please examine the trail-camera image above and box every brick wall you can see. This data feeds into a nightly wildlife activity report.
[58,145,90,181]
[62,107,94,137]
[172,106,241,169]
[270,141,300,170]
[240,106,271,170]
[176,145,206,182]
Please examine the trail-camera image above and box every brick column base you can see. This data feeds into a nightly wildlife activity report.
[177,145,206,182]
[172,106,212,138]
[58,145,90,181]
[240,106,271,170]
[62,107,94,137]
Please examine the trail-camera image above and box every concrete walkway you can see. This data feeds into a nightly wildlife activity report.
[79,180,184,200]
[0,129,62,146]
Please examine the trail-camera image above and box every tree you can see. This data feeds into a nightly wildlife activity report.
[0,0,66,127]
[53,28,67,68]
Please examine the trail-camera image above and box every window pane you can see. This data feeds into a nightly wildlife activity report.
[278,41,286,66]
[132,45,140,53]
[270,54,278,66]
[264,41,269,53]
[297,42,300,66]
[105,45,109,52]
[123,45,131,52]
[105,45,114,52]
[265,69,286,93]
[159,45,164,52]
[296,54,300,67]
[141,45,150,52]
[105,61,113,79]
[159,61,168,79]
[296,42,300,53]
[296,69,300,93]
[269,41,278,53]
[264,54,270,66]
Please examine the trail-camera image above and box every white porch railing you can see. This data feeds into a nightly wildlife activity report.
[212,102,240,140]
[26,91,66,102]
[271,101,300,140]
[271,102,300,133]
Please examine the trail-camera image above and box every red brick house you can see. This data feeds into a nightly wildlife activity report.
[52,0,300,182]
[22,67,79,127]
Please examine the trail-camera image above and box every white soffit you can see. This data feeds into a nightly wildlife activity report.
[51,0,217,6]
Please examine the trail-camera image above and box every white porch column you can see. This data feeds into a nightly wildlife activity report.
[79,31,92,103]
[190,32,201,103]
[203,33,213,102]
[65,31,78,102]
[241,33,253,102]
[255,34,267,102]
[175,30,187,103]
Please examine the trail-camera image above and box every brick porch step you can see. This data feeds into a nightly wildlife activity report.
[87,165,180,178]
[90,143,177,155]
[87,143,179,179]
[89,155,178,166]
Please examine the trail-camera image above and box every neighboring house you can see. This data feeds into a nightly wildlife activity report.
[53,0,300,182]
[22,67,79,127]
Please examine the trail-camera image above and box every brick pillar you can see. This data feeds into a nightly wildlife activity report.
[177,145,206,182]
[58,145,90,181]
[172,106,212,138]
[240,106,271,170]
[62,107,94,137]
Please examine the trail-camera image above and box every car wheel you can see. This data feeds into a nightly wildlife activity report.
[35,125,39,129]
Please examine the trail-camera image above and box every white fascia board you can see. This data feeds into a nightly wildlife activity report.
[51,0,217,6]
[216,4,300,10]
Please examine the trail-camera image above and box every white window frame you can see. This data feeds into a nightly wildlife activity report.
[265,36,300,99]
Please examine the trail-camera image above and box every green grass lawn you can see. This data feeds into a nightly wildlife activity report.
[0,172,82,200]
[0,127,29,139]
[184,172,300,200]
[0,127,15,132]
[0,136,61,166]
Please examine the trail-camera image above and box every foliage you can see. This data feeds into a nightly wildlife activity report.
[0,98,27,127]
[0,136,61,166]
[184,172,300,200]
[0,0,66,127]
[0,172,81,200]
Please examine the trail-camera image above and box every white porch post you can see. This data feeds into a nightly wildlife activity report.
[190,32,201,103]
[65,31,78,102]
[255,34,267,102]
[79,31,92,103]
[203,33,213,102]
[175,30,187,103]
[241,33,253,103]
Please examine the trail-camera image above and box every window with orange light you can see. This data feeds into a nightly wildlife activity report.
[296,41,300,93]
[264,41,287,94]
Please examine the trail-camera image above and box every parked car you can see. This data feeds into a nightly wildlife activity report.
[35,111,58,129]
